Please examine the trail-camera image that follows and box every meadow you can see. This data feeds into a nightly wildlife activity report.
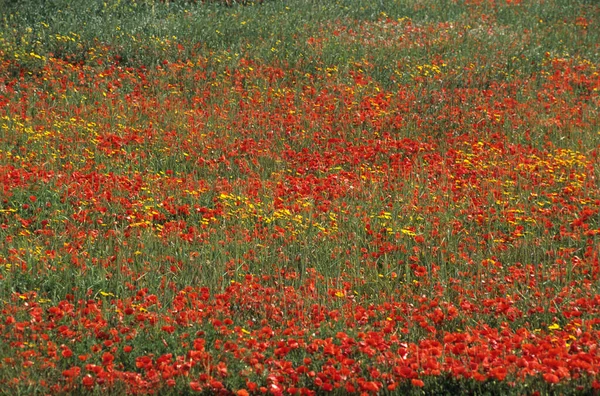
[0,0,599,394]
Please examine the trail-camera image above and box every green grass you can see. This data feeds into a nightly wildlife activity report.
[0,0,599,394]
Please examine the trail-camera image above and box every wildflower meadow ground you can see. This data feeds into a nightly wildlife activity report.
[0,0,599,394]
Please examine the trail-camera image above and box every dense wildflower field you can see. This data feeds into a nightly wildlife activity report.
[0,0,599,394]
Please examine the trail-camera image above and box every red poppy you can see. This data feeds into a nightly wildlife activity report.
[543,373,560,384]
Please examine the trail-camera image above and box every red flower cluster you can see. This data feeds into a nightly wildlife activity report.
[0,5,599,394]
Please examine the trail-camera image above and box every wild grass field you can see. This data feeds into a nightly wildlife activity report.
[0,0,599,394]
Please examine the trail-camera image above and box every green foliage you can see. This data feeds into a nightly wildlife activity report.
[0,0,599,394]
